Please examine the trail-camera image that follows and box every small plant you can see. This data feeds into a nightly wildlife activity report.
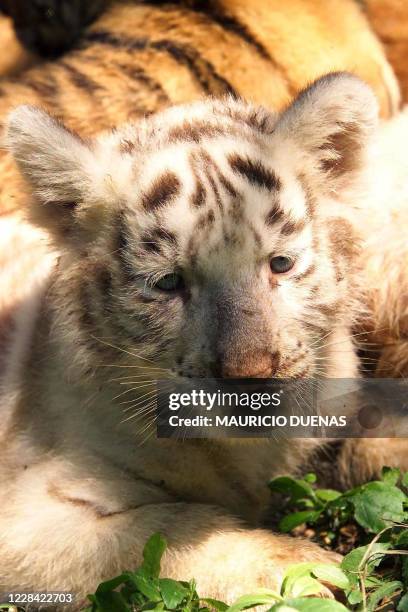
[84,533,350,612]
[85,468,408,612]
[269,467,408,610]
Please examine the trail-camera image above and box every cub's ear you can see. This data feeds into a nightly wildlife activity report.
[274,72,379,189]
[5,105,101,241]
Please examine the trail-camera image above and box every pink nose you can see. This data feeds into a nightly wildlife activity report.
[220,351,280,378]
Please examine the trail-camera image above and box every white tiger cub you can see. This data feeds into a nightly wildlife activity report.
[1,73,407,607]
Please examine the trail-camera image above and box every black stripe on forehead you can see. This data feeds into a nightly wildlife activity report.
[168,120,227,144]
[204,165,223,212]
[191,177,206,208]
[218,171,238,198]
[142,171,180,211]
[200,150,239,199]
[228,154,281,192]
[191,150,224,212]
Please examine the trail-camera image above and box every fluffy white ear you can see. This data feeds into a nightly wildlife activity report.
[6,105,98,239]
[275,72,379,188]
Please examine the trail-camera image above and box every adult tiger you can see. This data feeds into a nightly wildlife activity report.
[0,0,400,212]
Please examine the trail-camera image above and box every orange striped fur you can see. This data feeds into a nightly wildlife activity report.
[0,0,400,218]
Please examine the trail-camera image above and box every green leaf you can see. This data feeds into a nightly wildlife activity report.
[346,588,363,605]
[311,565,349,590]
[402,473,408,488]
[94,573,130,594]
[141,604,166,612]
[398,592,408,611]
[92,590,131,612]
[158,578,189,609]
[304,473,317,484]
[402,556,408,588]
[130,572,161,601]
[366,581,402,611]
[150,604,165,611]
[315,489,341,503]
[351,482,406,532]
[141,533,167,579]
[381,467,401,486]
[286,576,323,598]
[341,543,390,584]
[201,598,229,612]
[396,529,408,547]
[326,496,352,512]
[227,589,282,612]
[281,563,328,598]
[127,590,146,607]
[269,477,316,503]
[279,510,322,533]
[270,598,348,611]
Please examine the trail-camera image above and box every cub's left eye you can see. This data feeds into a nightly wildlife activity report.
[270,255,295,274]
[153,273,185,292]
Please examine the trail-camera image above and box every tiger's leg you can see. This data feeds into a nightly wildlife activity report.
[0,465,340,607]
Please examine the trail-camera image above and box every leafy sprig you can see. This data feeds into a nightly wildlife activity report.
[269,467,408,610]
[84,534,349,612]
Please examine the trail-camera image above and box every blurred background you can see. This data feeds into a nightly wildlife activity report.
[0,0,407,101]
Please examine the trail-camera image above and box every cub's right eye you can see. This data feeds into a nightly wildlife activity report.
[153,272,185,292]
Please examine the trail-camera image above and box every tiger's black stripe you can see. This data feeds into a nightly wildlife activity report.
[200,151,226,212]
[20,75,59,101]
[117,63,170,105]
[188,0,296,95]
[59,61,104,94]
[142,171,181,211]
[229,155,282,192]
[168,120,227,144]
[190,172,206,208]
[188,0,272,60]
[205,168,223,212]
[82,31,237,97]
[204,151,239,199]
[141,0,297,96]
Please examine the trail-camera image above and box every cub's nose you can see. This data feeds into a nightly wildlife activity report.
[215,350,280,378]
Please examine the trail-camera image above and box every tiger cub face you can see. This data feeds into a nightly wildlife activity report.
[6,73,377,380]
